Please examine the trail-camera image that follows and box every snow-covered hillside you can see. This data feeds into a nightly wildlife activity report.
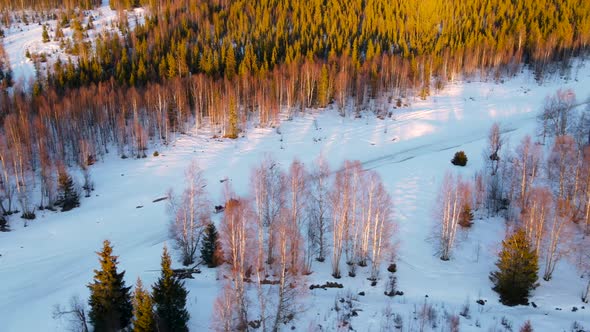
[1,64,590,331]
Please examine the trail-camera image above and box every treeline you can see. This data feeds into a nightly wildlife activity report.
[0,0,100,10]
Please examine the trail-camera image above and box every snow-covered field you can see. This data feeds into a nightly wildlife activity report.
[1,64,590,331]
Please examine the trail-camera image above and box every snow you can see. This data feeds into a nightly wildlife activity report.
[1,64,590,331]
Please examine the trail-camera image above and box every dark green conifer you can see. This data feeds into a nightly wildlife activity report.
[152,246,190,332]
[200,223,222,268]
[56,168,80,212]
[490,229,538,306]
[88,240,133,332]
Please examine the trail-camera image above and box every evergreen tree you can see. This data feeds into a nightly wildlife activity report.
[200,223,222,268]
[317,64,330,107]
[152,246,190,332]
[490,229,539,306]
[56,168,80,211]
[42,24,50,43]
[132,278,155,332]
[88,240,133,332]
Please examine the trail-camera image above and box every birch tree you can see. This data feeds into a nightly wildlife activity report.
[331,161,355,278]
[168,162,210,266]
[437,173,471,261]
[542,199,574,281]
[513,135,543,209]
[308,155,331,262]
[521,186,552,257]
[220,196,255,330]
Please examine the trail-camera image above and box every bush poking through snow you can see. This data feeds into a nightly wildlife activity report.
[459,204,474,228]
[387,263,397,273]
[451,151,468,166]
[571,321,585,332]
[0,215,9,232]
[520,320,534,332]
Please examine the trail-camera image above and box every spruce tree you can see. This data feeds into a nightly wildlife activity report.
[200,223,222,268]
[56,169,80,212]
[42,25,50,43]
[490,229,538,306]
[88,240,133,332]
[152,246,190,332]
[132,278,155,332]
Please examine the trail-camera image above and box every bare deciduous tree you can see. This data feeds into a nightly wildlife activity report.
[211,283,237,332]
[251,155,285,265]
[331,161,357,278]
[308,155,331,262]
[285,159,309,273]
[521,186,552,257]
[272,208,304,331]
[513,135,543,209]
[436,173,471,261]
[168,162,210,266]
[547,135,580,202]
[220,195,255,329]
[543,199,574,281]
[577,234,590,303]
[538,89,576,142]
[52,295,89,332]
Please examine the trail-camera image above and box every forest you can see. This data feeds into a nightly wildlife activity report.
[0,0,590,222]
[2,1,590,330]
[1,0,590,224]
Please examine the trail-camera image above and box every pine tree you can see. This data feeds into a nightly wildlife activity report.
[152,246,190,332]
[88,240,133,332]
[56,168,80,212]
[200,223,223,268]
[490,229,539,306]
[132,278,155,332]
[42,25,50,43]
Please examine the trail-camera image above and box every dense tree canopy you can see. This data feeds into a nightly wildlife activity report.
[0,0,100,10]
[48,0,590,90]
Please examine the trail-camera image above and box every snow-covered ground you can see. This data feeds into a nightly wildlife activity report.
[1,0,144,88]
[1,64,590,331]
